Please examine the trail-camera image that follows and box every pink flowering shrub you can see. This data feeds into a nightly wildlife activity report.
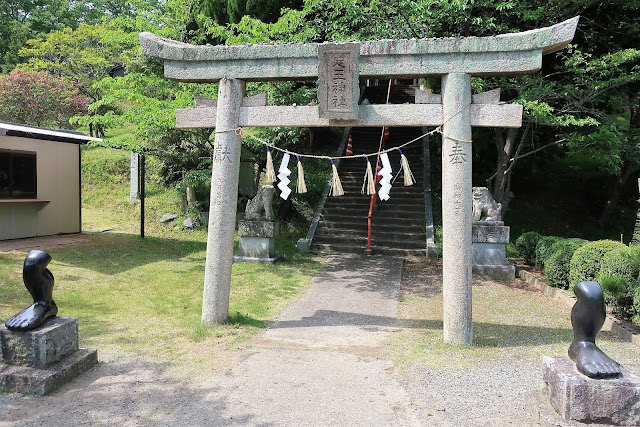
[0,70,90,129]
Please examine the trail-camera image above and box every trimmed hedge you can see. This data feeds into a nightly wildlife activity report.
[544,238,588,289]
[598,246,640,286]
[596,246,640,316]
[569,240,626,289]
[515,231,541,265]
[535,236,562,268]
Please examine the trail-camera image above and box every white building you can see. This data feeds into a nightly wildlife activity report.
[0,122,101,240]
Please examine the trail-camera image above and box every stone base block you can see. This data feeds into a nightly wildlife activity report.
[0,348,98,395]
[0,317,78,368]
[472,264,515,277]
[529,390,615,427]
[472,242,507,266]
[236,235,280,262]
[543,356,640,425]
[238,220,279,238]
[233,254,282,264]
[297,238,311,252]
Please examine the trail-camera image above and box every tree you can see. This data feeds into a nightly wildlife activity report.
[0,69,90,128]
[0,0,149,71]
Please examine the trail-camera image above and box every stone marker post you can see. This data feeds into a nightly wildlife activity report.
[130,152,139,200]
[441,73,473,344]
[202,78,245,324]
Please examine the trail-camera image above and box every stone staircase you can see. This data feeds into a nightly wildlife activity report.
[311,84,429,258]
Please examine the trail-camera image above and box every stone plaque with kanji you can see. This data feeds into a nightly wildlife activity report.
[318,43,360,120]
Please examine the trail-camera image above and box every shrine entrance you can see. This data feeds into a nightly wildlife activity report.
[140,17,578,344]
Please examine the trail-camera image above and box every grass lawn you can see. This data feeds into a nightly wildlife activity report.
[0,229,323,378]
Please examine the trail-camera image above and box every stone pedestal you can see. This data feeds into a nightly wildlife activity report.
[234,220,281,264]
[0,317,97,395]
[472,221,515,277]
[542,356,640,425]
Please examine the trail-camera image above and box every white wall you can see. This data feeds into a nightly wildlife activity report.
[0,136,80,240]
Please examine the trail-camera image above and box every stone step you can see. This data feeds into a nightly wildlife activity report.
[320,212,424,226]
[315,228,426,243]
[318,220,426,233]
[311,242,426,259]
[313,234,425,249]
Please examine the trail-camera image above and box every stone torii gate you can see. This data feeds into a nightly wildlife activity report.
[140,17,578,345]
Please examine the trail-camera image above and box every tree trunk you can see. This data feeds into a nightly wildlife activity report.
[487,127,519,218]
[598,162,635,226]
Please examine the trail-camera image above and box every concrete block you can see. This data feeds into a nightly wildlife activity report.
[297,238,311,252]
[543,356,640,425]
[0,317,78,369]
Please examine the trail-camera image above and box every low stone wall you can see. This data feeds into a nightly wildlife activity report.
[516,267,640,349]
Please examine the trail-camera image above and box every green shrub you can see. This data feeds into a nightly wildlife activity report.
[597,273,631,314]
[598,246,640,287]
[515,231,541,265]
[535,236,562,268]
[544,239,588,289]
[569,240,626,289]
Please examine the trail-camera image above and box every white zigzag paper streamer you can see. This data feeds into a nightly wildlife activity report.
[377,152,392,201]
[277,152,292,200]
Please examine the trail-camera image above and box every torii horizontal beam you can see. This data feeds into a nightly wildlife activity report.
[176,103,523,128]
[140,17,578,82]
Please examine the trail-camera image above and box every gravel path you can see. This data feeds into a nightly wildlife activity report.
[2,255,639,426]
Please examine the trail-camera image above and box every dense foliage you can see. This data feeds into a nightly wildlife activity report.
[0,69,90,128]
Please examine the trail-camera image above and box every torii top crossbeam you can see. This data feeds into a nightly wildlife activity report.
[140,17,578,82]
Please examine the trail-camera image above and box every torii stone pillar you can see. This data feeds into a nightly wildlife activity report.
[441,74,473,344]
[202,78,245,323]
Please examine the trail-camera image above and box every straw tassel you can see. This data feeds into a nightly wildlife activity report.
[397,149,415,186]
[361,156,376,195]
[296,155,307,193]
[329,159,344,197]
[265,146,276,183]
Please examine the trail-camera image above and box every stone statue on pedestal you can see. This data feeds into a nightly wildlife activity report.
[5,250,58,331]
[470,187,514,276]
[235,185,281,263]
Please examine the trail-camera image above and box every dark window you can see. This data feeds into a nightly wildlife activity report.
[0,150,37,198]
